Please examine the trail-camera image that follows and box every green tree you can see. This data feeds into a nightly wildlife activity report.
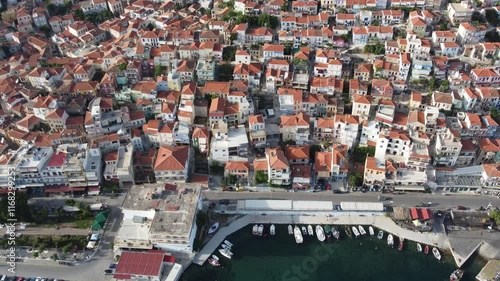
[427,77,438,91]
[490,107,500,123]
[117,63,127,71]
[254,171,268,184]
[74,9,85,20]
[281,2,288,11]
[348,173,363,187]
[32,252,39,258]
[51,253,59,261]
[489,209,500,224]
[217,63,235,81]
[225,174,238,185]
[309,145,322,163]
[230,33,237,43]
[439,21,448,31]
[352,146,376,162]
[439,80,450,92]
[222,46,237,61]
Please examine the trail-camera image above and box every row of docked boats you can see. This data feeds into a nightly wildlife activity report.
[381,231,442,261]
[288,224,340,243]
[208,240,234,266]
[252,224,276,236]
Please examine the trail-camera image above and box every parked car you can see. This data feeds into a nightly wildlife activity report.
[109,264,117,269]
[104,269,114,275]
[457,205,467,210]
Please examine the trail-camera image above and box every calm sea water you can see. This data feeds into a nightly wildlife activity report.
[181,225,486,281]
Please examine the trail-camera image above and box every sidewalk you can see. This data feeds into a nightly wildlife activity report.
[0,227,90,236]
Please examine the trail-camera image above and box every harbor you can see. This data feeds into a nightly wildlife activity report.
[182,222,485,281]
[193,213,448,266]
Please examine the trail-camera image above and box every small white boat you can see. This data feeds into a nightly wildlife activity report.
[352,226,360,237]
[316,225,326,242]
[308,225,314,236]
[222,244,231,250]
[212,255,219,261]
[358,225,366,235]
[208,258,220,267]
[433,247,441,261]
[270,224,276,235]
[301,226,307,235]
[332,226,340,240]
[417,243,422,252]
[252,224,258,235]
[258,225,264,236]
[208,222,219,234]
[387,234,394,247]
[377,230,384,240]
[288,225,293,235]
[294,226,304,244]
[224,240,233,247]
[369,226,375,236]
[219,248,233,259]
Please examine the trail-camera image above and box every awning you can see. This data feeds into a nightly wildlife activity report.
[412,220,423,227]
[91,210,110,230]
[394,185,426,191]
[86,241,96,249]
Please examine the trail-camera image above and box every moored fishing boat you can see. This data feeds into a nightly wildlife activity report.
[377,230,384,240]
[398,237,404,251]
[308,225,314,236]
[258,225,264,236]
[294,226,304,244]
[332,226,340,240]
[417,243,422,252]
[325,225,332,238]
[316,225,326,242]
[352,226,360,237]
[270,224,276,235]
[387,234,394,247]
[345,226,352,238]
[433,247,441,261]
[222,244,231,250]
[208,258,220,267]
[369,226,375,236]
[252,224,258,235]
[450,269,464,281]
[208,222,219,234]
[219,248,233,259]
[358,225,366,235]
[224,240,233,247]
[424,245,429,254]
[288,225,293,235]
[302,226,307,236]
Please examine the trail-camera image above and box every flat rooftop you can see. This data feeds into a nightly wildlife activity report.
[476,260,500,281]
[122,183,201,239]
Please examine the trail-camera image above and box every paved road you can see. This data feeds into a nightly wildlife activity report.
[0,205,123,281]
[203,190,500,210]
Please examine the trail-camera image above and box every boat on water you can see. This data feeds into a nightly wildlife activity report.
[332,226,340,240]
[208,222,219,234]
[345,227,352,239]
[325,225,332,238]
[387,234,394,247]
[433,248,441,261]
[308,225,314,236]
[450,269,464,281]
[358,225,367,235]
[219,248,233,259]
[208,258,220,267]
[417,243,422,252]
[252,224,258,235]
[398,237,405,251]
[222,244,231,250]
[258,225,264,236]
[224,240,233,247]
[270,224,276,236]
[424,245,429,254]
[302,226,307,236]
[369,226,375,236]
[316,225,326,242]
[288,225,293,235]
[294,226,304,244]
[212,255,219,261]
[352,226,360,237]
[377,230,384,240]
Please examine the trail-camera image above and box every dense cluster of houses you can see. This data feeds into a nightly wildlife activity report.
[0,0,499,195]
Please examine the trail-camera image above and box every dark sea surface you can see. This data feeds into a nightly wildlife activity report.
[180,225,486,281]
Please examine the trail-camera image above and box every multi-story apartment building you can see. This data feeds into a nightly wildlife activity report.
[280,113,311,145]
[333,114,360,149]
[248,114,266,147]
[433,128,463,166]
[265,147,291,186]
[154,146,190,183]
[85,97,123,137]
